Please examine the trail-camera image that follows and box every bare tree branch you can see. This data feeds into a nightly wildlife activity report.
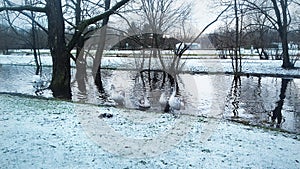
[243,0,278,29]
[66,0,130,53]
[178,4,231,56]
[0,5,46,13]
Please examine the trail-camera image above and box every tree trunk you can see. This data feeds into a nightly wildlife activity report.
[280,29,292,68]
[93,0,111,93]
[30,9,41,75]
[46,0,72,99]
[271,0,293,69]
[233,0,240,74]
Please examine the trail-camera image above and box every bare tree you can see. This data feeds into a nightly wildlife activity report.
[119,0,192,71]
[243,0,295,68]
[244,12,272,59]
[139,0,192,35]
[271,0,292,68]
[0,0,130,99]
[215,0,299,68]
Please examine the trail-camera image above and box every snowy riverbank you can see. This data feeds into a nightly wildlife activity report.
[0,93,299,168]
[1,54,300,77]
[1,53,300,168]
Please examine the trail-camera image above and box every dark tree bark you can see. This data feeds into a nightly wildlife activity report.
[46,0,72,99]
[234,0,240,74]
[31,12,41,75]
[0,0,132,99]
[272,78,291,127]
[271,0,293,68]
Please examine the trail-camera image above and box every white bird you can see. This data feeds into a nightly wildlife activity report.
[138,94,151,109]
[110,84,125,106]
[159,90,168,109]
[32,75,47,90]
[168,86,184,111]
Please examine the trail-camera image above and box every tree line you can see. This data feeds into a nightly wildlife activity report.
[209,28,300,59]
[0,24,48,54]
[209,0,300,69]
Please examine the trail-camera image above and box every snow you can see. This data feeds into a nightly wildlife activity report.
[0,52,300,168]
[0,94,299,168]
[0,54,53,66]
[1,52,299,77]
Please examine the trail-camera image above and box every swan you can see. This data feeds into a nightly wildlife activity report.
[110,84,125,106]
[168,86,184,111]
[159,91,168,106]
[138,94,151,109]
[32,75,48,90]
[159,90,169,112]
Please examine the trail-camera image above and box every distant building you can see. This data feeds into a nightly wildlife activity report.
[111,33,181,50]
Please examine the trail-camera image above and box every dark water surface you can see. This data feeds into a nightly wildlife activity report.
[1,65,299,134]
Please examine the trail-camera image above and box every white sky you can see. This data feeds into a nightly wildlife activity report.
[191,0,224,33]
[5,0,222,33]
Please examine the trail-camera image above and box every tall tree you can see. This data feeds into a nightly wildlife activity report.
[270,0,292,68]
[46,0,71,98]
[243,0,295,68]
[121,0,193,71]
[139,0,192,35]
[0,0,130,99]
[94,0,111,92]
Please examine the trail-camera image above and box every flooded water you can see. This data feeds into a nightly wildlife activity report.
[0,64,299,134]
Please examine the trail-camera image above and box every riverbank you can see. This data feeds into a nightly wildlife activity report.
[1,53,300,168]
[1,54,300,77]
[0,93,299,168]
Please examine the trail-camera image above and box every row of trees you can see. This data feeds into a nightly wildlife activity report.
[209,0,300,70]
[209,28,300,59]
[0,24,47,54]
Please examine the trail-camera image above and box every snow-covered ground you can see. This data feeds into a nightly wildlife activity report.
[1,53,299,77]
[0,94,299,168]
[1,53,300,168]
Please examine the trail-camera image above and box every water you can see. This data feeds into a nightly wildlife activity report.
[0,64,299,134]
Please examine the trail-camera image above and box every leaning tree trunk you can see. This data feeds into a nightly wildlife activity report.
[93,0,111,92]
[46,0,72,99]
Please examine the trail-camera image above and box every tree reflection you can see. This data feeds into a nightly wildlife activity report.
[271,78,291,128]
[227,75,241,118]
[133,69,182,112]
[75,59,87,96]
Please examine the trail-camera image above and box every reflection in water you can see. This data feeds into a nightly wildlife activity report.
[32,75,50,96]
[225,75,300,133]
[75,59,87,99]
[0,65,300,134]
[131,70,183,112]
[227,76,241,118]
[271,79,291,128]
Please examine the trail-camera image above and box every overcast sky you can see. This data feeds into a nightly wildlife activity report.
[6,0,221,33]
[191,0,217,32]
